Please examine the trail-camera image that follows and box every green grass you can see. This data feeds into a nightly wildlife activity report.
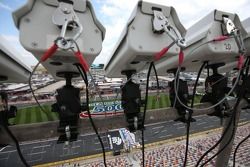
[8,94,202,125]
[9,105,58,125]
[145,94,202,110]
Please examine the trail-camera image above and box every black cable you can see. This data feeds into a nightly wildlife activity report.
[196,75,246,167]
[200,58,250,166]
[233,133,250,167]
[140,63,166,139]
[76,65,87,84]
[3,124,29,167]
[183,61,207,167]
[141,62,154,167]
[76,64,107,167]
[244,57,250,77]
[152,61,160,90]
[1,61,46,167]
[195,87,237,167]
[28,61,46,113]
[199,58,249,166]
[207,63,210,77]
[199,97,240,167]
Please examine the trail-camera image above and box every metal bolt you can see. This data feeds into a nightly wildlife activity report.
[31,42,38,48]
[62,8,71,14]
[24,18,30,23]
[61,105,66,111]
[158,15,164,20]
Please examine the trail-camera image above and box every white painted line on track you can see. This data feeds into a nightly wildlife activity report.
[152,126,164,130]
[177,126,185,129]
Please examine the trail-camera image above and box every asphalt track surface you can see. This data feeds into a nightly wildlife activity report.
[0,111,249,167]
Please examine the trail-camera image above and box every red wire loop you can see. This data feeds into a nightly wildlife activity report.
[74,51,89,72]
[237,55,244,70]
[178,50,184,65]
[40,44,58,62]
[154,47,169,61]
[213,36,229,42]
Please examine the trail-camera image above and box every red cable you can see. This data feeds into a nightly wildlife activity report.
[213,35,229,42]
[74,51,89,72]
[40,44,58,62]
[154,47,169,61]
[237,55,244,70]
[40,42,89,72]
[178,50,184,65]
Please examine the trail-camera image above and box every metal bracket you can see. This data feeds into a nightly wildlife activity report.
[65,125,70,145]
[134,116,138,130]
[52,1,83,50]
[56,19,83,49]
[233,30,246,54]
[52,1,78,27]
[152,10,169,33]
[152,10,186,48]
[223,17,236,35]
[223,17,246,54]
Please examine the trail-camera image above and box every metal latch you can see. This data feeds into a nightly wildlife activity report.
[52,1,78,27]
[52,1,83,50]
[223,17,246,54]
[152,10,186,48]
[223,17,236,35]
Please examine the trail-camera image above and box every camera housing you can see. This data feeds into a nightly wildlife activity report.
[105,1,186,77]
[13,0,105,80]
[0,35,31,83]
[244,18,250,56]
[156,10,247,74]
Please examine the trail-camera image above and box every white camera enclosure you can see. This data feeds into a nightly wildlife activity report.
[243,18,250,56]
[0,35,31,83]
[105,1,186,77]
[13,0,105,80]
[156,10,247,74]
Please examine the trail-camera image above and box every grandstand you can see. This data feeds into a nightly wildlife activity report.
[72,123,250,167]
[1,1,250,167]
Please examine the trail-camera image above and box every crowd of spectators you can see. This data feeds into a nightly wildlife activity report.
[77,124,249,167]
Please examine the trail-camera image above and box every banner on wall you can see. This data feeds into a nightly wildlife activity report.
[79,101,123,118]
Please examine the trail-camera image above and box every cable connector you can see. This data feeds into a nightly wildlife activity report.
[179,50,184,65]
[213,35,229,42]
[154,41,176,61]
[237,54,244,70]
[152,9,186,62]
[41,43,58,62]
[74,51,89,72]
[154,47,169,61]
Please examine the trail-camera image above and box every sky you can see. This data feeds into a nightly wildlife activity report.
[0,0,250,67]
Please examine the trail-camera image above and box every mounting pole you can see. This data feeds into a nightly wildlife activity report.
[215,99,246,167]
